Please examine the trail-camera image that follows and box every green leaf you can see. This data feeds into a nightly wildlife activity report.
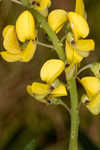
[24,140,36,150]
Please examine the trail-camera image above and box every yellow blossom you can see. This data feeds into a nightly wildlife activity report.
[75,0,85,18]
[80,76,100,115]
[80,76,100,98]
[0,10,37,62]
[65,38,95,64]
[65,40,83,64]
[68,12,89,40]
[87,93,100,115]
[32,0,51,17]
[27,59,67,103]
[48,9,67,33]
[64,0,95,65]
[16,10,35,42]
[40,59,65,83]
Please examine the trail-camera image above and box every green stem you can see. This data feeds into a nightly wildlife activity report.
[11,0,22,5]
[37,41,55,50]
[29,8,66,61]
[76,64,92,76]
[14,1,79,149]
[59,101,71,113]
[68,76,79,150]
[30,8,79,150]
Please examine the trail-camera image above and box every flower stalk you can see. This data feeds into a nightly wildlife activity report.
[68,76,79,150]
[29,8,79,150]
[8,1,80,149]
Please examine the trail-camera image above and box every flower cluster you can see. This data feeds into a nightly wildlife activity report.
[80,63,100,115]
[27,59,67,103]
[48,0,95,65]
[0,0,51,62]
[0,0,97,110]
[0,11,36,62]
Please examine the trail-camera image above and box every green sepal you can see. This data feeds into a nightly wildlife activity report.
[90,62,100,78]
[81,94,90,104]
[51,79,62,89]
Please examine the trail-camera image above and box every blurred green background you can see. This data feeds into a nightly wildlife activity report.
[0,0,100,150]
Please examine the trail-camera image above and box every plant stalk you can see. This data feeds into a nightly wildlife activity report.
[17,3,79,149]
[29,8,79,150]
[68,76,79,150]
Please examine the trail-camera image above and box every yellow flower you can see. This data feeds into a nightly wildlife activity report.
[80,76,100,115]
[0,10,37,62]
[68,0,88,40]
[80,76,100,98]
[87,93,100,115]
[48,9,67,33]
[75,0,85,18]
[68,12,89,40]
[16,10,35,42]
[65,39,95,64]
[65,40,83,64]
[64,0,95,65]
[32,0,51,17]
[27,59,67,103]
[40,59,65,83]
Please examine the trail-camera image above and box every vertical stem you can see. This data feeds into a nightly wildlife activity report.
[17,3,79,149]
[68,77,79,150]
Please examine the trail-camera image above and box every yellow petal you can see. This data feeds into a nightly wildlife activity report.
[33,0,51,17]
[68,12,89,39]
[16,10,35,42]
[21,40,37,62]
[80,76,100,98]
[3,26,21,54]
[51,84,67,97]
[0,51,22,62]
[75,0,85,17]
[27,83,48,103]
[32,82,50,95]
[48,9,67,33]
[40,59,65,83]
[40,0,51,8]
[26,85,33,97]
[2,25,14,38]
[75,39,95,51]
[87,93,100,115]
[65,40,83,64]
